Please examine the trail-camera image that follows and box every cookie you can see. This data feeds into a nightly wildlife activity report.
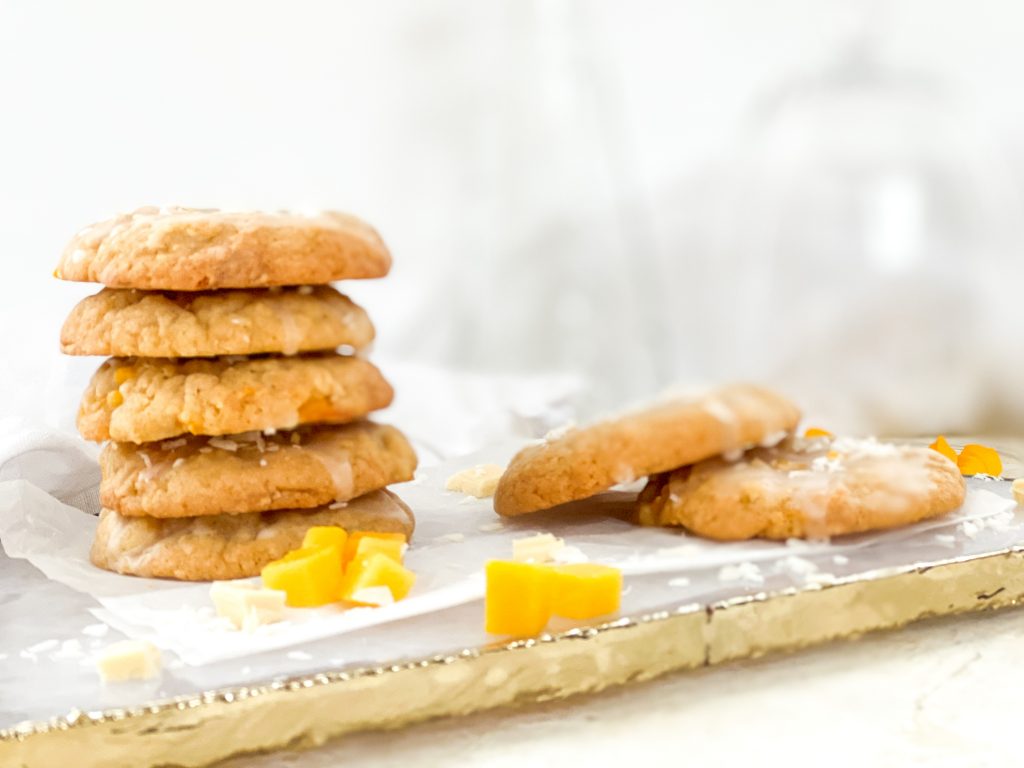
[493,384,801,516]
[90,489,415,581]
[55,207,390,290]
[100,422,418,518]
[78,353,393,443]
[60,286,374,358]
[636,436,966,540]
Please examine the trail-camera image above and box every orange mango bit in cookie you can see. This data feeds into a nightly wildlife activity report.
[113,366,136,385]
[261,546,343,607]
[341,553,416,603]
[485,561,552,637]
[549,564,623,620]
[343,531,407,567]
[929,435,959,464]
[297,396,341,423]
[956,444,1002,477]
[302,526,348,556]
[804,427,834,439]
[106,390,124,408]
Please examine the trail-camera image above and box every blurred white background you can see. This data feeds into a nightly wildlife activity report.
[2,0,1022,436]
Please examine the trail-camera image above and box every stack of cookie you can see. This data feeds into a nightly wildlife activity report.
[55,207,417,581]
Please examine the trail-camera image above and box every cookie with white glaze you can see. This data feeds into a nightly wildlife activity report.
[100,422,417,518]
[90,489,415,581]
[636,436,966,540]
[61,286,373,358]
[494,384,801,516]
[55,207,390,290]
[78,353,393,444]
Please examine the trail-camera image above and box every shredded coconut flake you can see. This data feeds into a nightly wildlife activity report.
[160,438,187,451]
[718,562,764,584]
[171,458,185,469]
[208,438,239,452]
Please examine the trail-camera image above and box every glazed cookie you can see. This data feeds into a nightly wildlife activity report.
[55,207,390,290]
[100,422,418,518]
[61,286,374,358]
[493,384,801,516]
[90,489,415,581]
[78,353,393,443]
[636,436,966,540]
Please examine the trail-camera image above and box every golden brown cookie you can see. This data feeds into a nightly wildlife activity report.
[636,436,966,540]
[78,353,393,443]
[493,384,801,516]
[90,489,415,581]
[100,422,418,518]
[55,207,390,290]
[60,286,374,358]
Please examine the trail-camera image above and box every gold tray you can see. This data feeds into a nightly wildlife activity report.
[4,543,1024,768]
[3,436,1021,767]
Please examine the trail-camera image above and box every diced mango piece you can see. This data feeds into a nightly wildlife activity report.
[351,535,406,567]
[485,561,552,637]
[302,526,348,555]
[957,444,1002,477]
[261,546,343,607]
[341,553,416,602]
[549,564,622,619]
[804,427,833,439]
[343,531,407,567]
[929,435,958,463]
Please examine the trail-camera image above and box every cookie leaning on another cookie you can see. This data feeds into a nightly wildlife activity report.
[100,422,418,518]
[61,286,374,358]
[636,436,966,540]
[78,353,393,443]
[55,207,391,290]
[90,489,415,581]
[494,384,801,517]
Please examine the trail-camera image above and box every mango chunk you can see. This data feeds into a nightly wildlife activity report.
[929,435,958,464]
[803,427,833,439]
[343,531,407,567]
[485,561,552,637]
[957,444,1002,477]
[549,564,622,619]
[302,526,348,556]
[351,535,406,567]
[261,546,343,607]
[341,553,416,602]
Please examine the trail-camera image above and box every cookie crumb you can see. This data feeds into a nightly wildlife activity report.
[1013,478,1024,506]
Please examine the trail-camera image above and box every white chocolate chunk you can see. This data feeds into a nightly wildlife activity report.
[445,464,504,498]
[350,586,395,606]
[96,640,162,682]
[512,533,565,563]
[210,581,286,630]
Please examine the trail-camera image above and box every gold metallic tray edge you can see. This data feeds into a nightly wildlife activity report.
[5,545,1024,768]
